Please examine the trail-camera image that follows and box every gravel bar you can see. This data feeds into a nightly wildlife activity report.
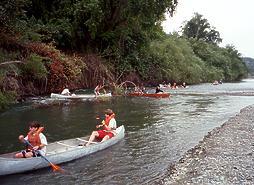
[164,105,254,185]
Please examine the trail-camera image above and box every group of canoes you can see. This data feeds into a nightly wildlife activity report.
[51,84,171,100]
[54,81,203,101]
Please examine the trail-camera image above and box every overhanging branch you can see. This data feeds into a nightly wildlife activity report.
[0,61,24,66]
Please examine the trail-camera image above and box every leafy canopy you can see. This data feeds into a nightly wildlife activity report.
[182,13,222,45]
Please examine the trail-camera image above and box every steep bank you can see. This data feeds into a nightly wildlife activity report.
[0,32,117,106]
[164,105,254,185]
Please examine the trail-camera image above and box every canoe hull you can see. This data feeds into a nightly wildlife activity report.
[50,93,112,99]
[128,92,170,98]
[0,125,124,176]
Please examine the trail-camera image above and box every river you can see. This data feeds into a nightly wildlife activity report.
[1,79,254,184]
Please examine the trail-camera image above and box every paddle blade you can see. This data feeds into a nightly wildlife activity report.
[50,163,64,173]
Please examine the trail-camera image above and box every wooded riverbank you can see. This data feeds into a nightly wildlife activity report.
[0,1,248,110]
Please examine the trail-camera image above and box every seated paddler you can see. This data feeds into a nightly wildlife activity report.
[85,109,117,146]
[15,121,47,158]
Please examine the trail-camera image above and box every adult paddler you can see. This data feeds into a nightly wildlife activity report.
[85,109,117,146]
[15,121,47,158]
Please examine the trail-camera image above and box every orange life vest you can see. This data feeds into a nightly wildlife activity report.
[103,113,115,130]
[27,127,44,149]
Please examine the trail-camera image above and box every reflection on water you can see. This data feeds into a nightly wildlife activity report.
[1,79,254,184]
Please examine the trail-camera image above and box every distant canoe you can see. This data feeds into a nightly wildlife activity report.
[0,125,125,176]
[50,93,112,99]
[159,84,171,89]
[128,92,170,98]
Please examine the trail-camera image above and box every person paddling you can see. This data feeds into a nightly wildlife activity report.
[94,84,101,96]
[85,109,117,146]
[155,86,164,93]
[15,121,47,158]
[94,84,107,97]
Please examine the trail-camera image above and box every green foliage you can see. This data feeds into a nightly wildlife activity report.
[15,18,43,42]
[131,33,247,84]
[0,0,28,27]
[11,0,178,53]
[182,13,222,44]
[0,49,22,81]
[243,57,254,75]
[0,90,16,110]
[223,45,247,80]
[0,49,21,63]
[139,35,206,84]
[0,0,248,96]
[21,54,48,79]
[1,0,181,83]
[73,0,103,40]
[190,39,247,82]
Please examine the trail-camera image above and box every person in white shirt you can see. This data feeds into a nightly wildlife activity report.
[85,109,117,146]
[61,88,71,96]
[15,121,47,158]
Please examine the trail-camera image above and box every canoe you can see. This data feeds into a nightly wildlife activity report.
[128,92,170,98]
[0,125,125,176]
[50,93,112,100]
[159,84,171,89]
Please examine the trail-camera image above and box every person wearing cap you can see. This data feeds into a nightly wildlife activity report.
[85,109,117,146]
[15,121,47,158]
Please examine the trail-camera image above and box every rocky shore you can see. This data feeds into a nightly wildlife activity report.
[164,105,254,185]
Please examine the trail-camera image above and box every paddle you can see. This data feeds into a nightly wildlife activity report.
[23,139,64,173]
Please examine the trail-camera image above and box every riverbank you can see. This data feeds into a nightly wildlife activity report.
[164,105,254,185]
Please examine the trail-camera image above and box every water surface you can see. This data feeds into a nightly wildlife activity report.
[1,79,254,184]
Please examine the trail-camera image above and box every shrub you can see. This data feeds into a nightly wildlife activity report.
[0,90,16,110]
[21,53,48,79]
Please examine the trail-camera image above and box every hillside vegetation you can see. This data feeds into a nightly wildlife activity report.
[0,1,248,109]
[243,57,254,76]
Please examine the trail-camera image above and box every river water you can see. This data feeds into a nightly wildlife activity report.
[1,79,254,184]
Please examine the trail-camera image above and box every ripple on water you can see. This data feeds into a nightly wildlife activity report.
[1,80,254,184]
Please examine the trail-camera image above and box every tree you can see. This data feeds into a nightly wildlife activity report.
[0,0,28,28]
[182,12,222,44]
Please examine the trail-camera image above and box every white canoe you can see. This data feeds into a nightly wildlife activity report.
[0,125,125,176]
[50,93,112,99]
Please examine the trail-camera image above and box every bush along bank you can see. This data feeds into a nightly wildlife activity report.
[0,32,115,109]
[0,31,248,110]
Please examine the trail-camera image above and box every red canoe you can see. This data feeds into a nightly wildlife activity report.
[128,92,170,98]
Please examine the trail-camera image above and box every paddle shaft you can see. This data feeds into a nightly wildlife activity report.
[23,139,63,172]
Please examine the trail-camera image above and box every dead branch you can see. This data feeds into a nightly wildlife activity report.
[0,61,24,66]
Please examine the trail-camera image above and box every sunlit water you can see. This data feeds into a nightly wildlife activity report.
[1,79,254,184]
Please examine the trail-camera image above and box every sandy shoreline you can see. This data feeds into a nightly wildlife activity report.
[164,105,254,185]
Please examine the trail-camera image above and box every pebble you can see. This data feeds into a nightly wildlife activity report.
[164,105,254,185]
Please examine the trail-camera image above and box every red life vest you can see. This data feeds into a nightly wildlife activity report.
[103,113,115,130]
[27,127,44,150]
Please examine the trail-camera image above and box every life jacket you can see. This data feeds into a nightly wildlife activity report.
[103,113,115,130]
[27,127,44,150]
